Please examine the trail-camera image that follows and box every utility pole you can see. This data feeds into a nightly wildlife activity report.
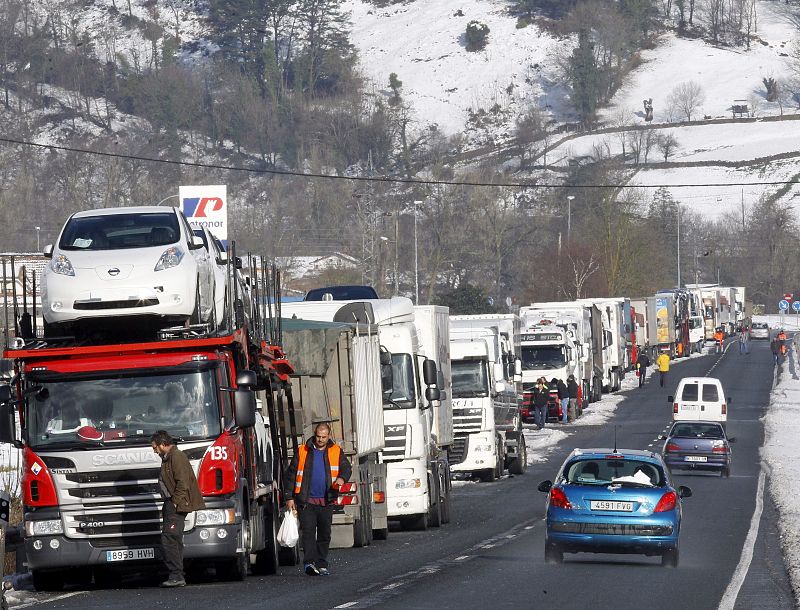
[413,200,421,305]
[741,188,745,231]
[566,195,575,243]
[676,204,681,288]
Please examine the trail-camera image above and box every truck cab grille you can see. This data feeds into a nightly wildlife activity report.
[382,425,407,462]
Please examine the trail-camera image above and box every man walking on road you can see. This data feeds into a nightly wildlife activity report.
[286,422,352,576]
[636,351,651,388]
[771,336,781,365]
[151,430,205,588]
[738,328,749,355]
[656,352,670,388]
[566,375,579,422]
[532,378,549,429]
[557,378,569,424]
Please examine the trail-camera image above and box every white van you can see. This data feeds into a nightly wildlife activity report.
[669,377,729,423]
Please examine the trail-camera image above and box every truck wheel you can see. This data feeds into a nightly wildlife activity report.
[218,519,251,581]
[427,474,442,528]
[495,442,505,478]
[373,526,389,540]
[441,488,451,524]
[353,517,369,547]
[32,569,65,592]
[508,436,527,475]
[403,513,428,531]
[478,468,496,483]
[252,502,280,575]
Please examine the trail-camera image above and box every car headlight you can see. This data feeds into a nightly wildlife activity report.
[26,519,64,536]
[154,246,185,271]
[195,508,235,526]
[50,255,75,276]
[395,478,421,489]
[473,444,493,453]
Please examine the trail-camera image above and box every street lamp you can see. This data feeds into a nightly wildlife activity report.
[35,226,41,252]
[156,194,180,206]
[676,204,682,288]
[566,195,575,242]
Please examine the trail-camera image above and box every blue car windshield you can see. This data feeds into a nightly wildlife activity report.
[564,458,665,487]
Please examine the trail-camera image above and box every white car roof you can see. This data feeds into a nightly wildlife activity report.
[71,206,179,218]
[677,377,722,385]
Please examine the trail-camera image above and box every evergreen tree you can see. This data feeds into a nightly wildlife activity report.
[568,29,601,120]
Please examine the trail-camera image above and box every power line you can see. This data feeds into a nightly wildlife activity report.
[1,136,798,190]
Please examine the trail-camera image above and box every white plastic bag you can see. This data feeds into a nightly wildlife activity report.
[277,509,299,548]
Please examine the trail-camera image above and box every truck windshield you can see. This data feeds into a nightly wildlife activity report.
[521,345,566,370]
[383,353,416,409]
[451,360,489,397]
[25,369,221,449]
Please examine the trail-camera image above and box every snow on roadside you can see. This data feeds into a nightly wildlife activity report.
[762,332,800,600]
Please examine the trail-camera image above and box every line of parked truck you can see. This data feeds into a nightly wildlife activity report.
[0,205,753,591]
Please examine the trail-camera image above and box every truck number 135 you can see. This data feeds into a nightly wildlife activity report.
[209,446,229,460]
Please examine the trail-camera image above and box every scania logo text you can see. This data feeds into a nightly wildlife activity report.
[91,452,160,467]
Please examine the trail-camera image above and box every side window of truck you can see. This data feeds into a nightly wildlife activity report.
[681,383,699,402]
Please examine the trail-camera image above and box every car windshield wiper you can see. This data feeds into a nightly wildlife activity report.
[610,480,654,488]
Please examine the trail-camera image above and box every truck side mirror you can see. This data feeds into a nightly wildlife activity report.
[514,358,522,382]
[0,400,18,446]
[493,362,504,382]
[422,359,438,386]
[379,348,393,366]
[233,390,257,428]
[667,395,674,403]
[237,370,257,388]
[424,387,440,406]
[0,385,11,404]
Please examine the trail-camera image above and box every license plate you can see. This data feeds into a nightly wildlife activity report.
[590,500,633,512]
[685,455,708,462]
[106,548,155,562]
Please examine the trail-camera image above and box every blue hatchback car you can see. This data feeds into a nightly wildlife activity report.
[538,448,692,567]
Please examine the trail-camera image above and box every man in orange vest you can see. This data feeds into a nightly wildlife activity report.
[285,422,352,576]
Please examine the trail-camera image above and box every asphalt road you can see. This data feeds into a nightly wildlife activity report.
[34,340,794,610]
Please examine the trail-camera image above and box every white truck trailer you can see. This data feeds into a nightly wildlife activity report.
[579,299,626,392]
[282,298,451,530]
[448,315,525,482]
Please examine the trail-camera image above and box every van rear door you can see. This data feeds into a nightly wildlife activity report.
[676,381,701,420]
[701,381,727,421]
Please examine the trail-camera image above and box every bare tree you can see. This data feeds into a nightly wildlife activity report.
[742,0,756,50]
[667,81,705,121]
[565,251,599,299]
[657,132,679,161]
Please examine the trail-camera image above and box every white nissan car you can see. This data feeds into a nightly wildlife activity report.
[42,206,216,333]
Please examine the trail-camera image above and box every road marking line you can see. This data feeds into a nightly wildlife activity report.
[334,603,359,608]
[382,582,403,590]
[12,592,84,609]
[647,443,653,447]
[454,555,471,561]
[524,525,534,530]
[718,466,766,610]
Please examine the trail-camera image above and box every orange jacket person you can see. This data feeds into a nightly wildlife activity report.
[285,422,352,576]
[714,329,724,353]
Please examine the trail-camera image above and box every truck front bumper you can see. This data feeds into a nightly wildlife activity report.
[451,432,496,473]
[25,524,240,571]
[386,461,429,517]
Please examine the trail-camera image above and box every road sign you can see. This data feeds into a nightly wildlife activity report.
[784,293,794,302]
[779,300,790,311]
[792,301,800,312]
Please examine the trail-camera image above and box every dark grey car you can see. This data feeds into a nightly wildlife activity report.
[661,421,733,477]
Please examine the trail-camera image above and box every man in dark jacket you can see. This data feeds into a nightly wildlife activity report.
[636,351,651,388]
[151,430,206,588]
[556,378,569,424]
[566,375,580,421]
[285,422,353,576]
[532,378,549,429]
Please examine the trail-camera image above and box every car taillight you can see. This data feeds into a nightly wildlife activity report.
[549,487,572,510]
[665,443,681,452]
[712,442,729,453]
[22,447,58,507]
[198,433,240,496]
[721,404,727,415]
[654,491,677,512]
[673,403,679,414]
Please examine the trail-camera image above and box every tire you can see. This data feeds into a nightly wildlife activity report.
[544,542,563,564]
[722,466,731,478]
[661,547,679,567]
[189,280,202,325]
[440,487,452,524]
[353,517,369,547]
[218,518,250,581]
[372,526,389,541]
[32,569,65,592]
[427,475,442,528]
[494,442,505,478]
[508,435,527,475]
[252,503,280,575]
[403,513,428,531]
[478,468,496,483]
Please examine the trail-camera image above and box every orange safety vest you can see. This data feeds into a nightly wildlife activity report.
[293,443,341,495]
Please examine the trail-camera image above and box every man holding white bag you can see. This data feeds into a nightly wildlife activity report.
[285,422,352,576]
